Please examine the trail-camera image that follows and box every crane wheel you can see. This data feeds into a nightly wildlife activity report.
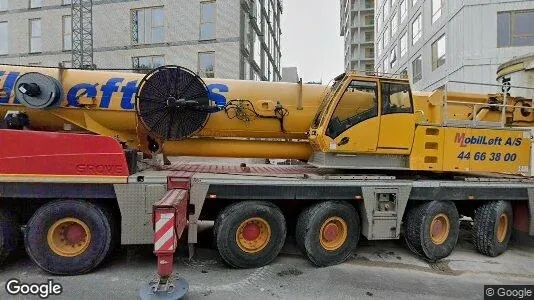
[403,201,459,262]
[0,208,21,266]
[295,201,360,267]
[24,200,113,275]
[214,201,286,268]
[472,201,512,257]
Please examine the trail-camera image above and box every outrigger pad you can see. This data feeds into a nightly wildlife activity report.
[139,277,189,300]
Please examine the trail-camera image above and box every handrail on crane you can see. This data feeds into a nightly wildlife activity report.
[442,80,534,129]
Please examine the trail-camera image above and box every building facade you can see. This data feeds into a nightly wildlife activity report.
[340,0,375,74]
[0,0,283,81]
[375,0,534,92]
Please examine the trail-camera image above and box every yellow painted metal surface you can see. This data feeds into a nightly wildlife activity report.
[377,113,415,154]
[1,65,533,175]
[409,126,444,171]
[0,65,324,158]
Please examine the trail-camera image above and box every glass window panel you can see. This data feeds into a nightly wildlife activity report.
[513,11,534,36]
[400,0,406,22]
[0,0,7,11]
[412,56,422,82]
[152,7,164,27]
[30,0,41,8]
[400,32,407,56]
[412,14,421,44]
[0,22,7,54]
[497,12,510,47]
[432,0,443,23]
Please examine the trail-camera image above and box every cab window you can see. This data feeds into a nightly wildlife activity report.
[381,82,413,114]
[327,80,378,139]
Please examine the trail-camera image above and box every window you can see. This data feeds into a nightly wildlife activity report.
[498,10,534,47]
[432,34,446,70]
[243,59,250,80]
[384,26,390,45]
[0,22,6,55]
[365,15,374,26]
[412,14,422,44]
[412,0,418,6]
[327,80,378,138]
[29,19,41,53]
[390,46,397,68]
[377,13,381,33]
[62,0,71,4]
[400,0,407,22]
[132,7,164,44]
[0,0,7,11]
[132,55,164,73]
[432,0,443,23]
[412,56,422,83]
[384,0,390,18]
[253,31,261,65]
[381,82,413,114]
[365,31,374,42]
[400,31,407,56]
[63,16,71,51]
[200,1,216,40]
[365,47,374,58]
[391,11,398,36]
[198,52,214,78]
[30,0,41,8]
[377,38,382,56]
[243,12,250,52]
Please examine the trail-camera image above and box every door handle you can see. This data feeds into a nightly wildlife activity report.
[338,137,350,146]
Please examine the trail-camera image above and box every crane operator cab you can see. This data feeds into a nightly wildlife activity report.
[308,72,416,169]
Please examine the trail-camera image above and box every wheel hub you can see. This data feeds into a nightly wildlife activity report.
[47,217,91,257]
[242,223,261,241]
[319,217,348,251]
[236,217,271,253]
[323,223,340,242]
[497,213,508,243]
[430,214,450,245]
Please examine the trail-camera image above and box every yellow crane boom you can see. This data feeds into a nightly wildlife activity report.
[1,64,533,175]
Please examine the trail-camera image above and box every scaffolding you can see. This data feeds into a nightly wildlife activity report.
[71,0,94,69]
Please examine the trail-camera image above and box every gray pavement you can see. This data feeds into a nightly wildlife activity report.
[1,229,533,300]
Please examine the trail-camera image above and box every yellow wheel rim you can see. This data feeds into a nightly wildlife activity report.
[47,217,91,257]
[319,217,348,251]
[497,213,508,243]
[236,217,271,253]
[430,213,450,245]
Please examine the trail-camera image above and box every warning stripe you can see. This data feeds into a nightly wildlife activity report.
[154,212,175,251]
[155,213,174,232]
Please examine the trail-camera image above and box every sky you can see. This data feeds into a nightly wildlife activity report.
[281,1,345,84]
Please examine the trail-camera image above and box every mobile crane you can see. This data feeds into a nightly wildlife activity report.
[0,64,533,299]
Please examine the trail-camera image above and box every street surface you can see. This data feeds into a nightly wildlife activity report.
[1,225,533,300]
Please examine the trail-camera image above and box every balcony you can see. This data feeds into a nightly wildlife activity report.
[351,0,374,11]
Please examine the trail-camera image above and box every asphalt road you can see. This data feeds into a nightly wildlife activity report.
[1,228,533,300]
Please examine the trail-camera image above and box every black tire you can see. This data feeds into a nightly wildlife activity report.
[0,208,20,266]
[295,201,360,267]
[473,201,513,257]
[214,201,286,268]
[24,200,113,275]
[403,201,459,262]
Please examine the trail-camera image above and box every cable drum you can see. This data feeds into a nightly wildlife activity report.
[135,66,214,140]
[14,73,63,109]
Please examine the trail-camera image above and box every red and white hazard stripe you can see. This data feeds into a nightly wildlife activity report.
[154,211,175,252]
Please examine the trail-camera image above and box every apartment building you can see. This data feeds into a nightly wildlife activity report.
[375,0,534,92]
[0,0,283,81]
[340,0,375,74]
